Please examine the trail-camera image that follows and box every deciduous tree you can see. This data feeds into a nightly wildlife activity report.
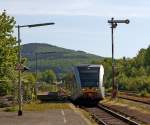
[0,11,17,96]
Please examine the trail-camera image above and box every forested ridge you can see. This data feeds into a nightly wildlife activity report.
[21,43,104,73]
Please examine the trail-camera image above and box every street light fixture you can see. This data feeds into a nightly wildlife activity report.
[18,22,55,28]
[15,22,55,116]
[108,18,129,98]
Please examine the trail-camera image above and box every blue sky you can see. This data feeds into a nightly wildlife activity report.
[1,0,150,58]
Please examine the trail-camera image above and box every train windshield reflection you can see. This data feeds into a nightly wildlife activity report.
[78,67,99,87]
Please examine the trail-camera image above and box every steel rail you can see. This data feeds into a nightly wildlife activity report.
[90,113,108,125]
[82,104,140,125]
[118,96,150,105]
[97,104,140,125]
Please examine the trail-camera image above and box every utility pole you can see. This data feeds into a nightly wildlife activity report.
[108,18,130,98]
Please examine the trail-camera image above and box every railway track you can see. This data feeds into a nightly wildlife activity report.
[106,92,150,105]
[118,95,150,105]
[83,104,140,125]
[119,91,150,105]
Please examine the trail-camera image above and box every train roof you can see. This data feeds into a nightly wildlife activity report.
[75,64,103,68]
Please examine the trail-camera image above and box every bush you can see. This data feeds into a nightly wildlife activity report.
[105,87,112,93]
[139,90,149,97]
[0,82,12,96]
[4,107,17,112]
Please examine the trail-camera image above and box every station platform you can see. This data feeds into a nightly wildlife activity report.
[0,108,90,125]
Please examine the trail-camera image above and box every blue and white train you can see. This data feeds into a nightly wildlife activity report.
[70,64,105,104]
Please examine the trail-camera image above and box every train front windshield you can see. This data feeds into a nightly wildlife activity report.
[78,67,99,87]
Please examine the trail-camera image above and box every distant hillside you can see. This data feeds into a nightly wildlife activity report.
[21,43,104,74]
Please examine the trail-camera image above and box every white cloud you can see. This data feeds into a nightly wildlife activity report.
[1,0,150,17]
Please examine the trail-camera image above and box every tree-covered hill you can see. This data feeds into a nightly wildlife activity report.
[21,43,104,73]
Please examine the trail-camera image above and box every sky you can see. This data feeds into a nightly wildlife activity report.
[1,0,150,58]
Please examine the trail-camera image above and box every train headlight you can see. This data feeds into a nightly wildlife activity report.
[82,88,85,91]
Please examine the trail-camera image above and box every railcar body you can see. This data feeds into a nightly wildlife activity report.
[70,64,105,104]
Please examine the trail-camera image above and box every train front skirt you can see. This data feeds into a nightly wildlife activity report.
[72,92,103,105]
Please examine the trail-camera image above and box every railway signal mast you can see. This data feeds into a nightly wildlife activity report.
[108,18,130,98]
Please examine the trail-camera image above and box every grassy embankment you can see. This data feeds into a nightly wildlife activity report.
[4,102,70,112]
[101,97,150,114]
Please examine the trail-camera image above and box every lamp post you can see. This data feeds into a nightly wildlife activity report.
[108,18,129,98]
[16,22,55,116]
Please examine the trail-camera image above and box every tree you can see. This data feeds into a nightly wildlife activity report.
[0,80,12,96]
[0,11,17,77]
[0,11,17,96]
[22,73,36,101]
[41,70,57,83]
[63,72,74,88]
[144,45,150,66]
[135,48,146,67]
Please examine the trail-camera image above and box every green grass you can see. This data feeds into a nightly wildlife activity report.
[101,97,150,114]
[139,90,150,97]
[23,103,70,111]
[4,107,17,112]
[3,102,71,112]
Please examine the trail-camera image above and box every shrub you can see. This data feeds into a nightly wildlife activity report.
[139,90,149,97]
